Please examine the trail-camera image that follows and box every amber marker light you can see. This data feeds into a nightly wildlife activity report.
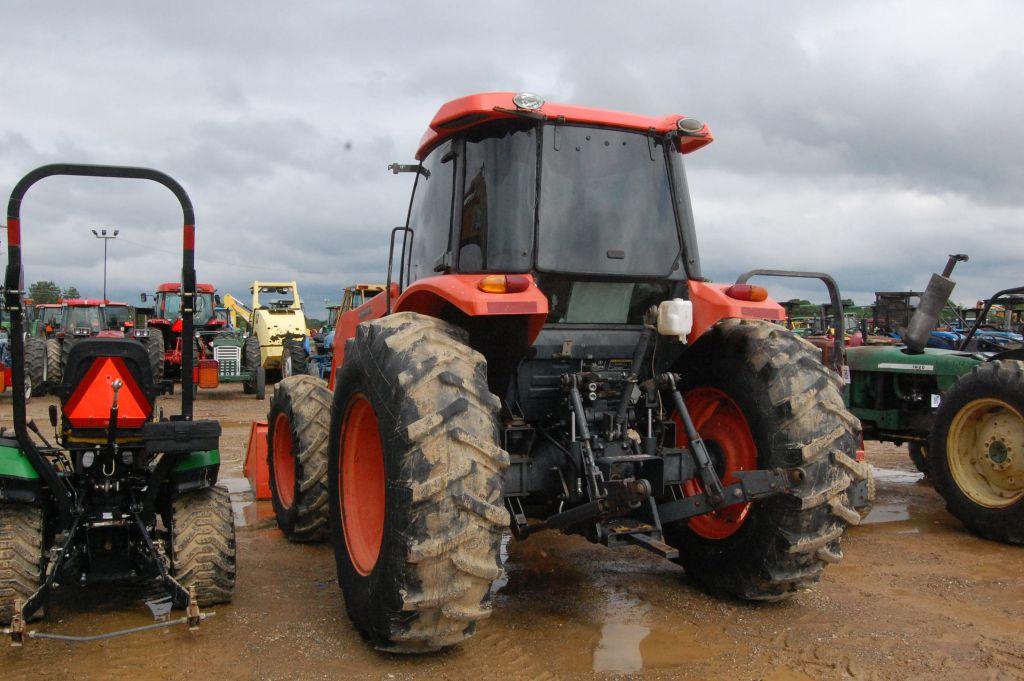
[724,284,769,302]
[477,275,531,294]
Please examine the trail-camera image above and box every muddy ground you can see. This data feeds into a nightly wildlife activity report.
[1,384,1022,680]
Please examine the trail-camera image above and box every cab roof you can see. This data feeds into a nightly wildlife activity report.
[156,282,216,294]
[417,92,713,160]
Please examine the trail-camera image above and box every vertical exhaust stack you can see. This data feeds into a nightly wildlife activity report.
[902,254,968,354]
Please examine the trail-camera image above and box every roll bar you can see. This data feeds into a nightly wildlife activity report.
[958,285,1024,350]
[4,164,198,523]
[735,269,846,373]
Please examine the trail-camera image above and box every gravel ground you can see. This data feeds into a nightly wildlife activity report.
[1,384,1022,680]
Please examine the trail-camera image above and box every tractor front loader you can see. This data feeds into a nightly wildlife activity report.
[0,164,235,642]
[264,93,873,652]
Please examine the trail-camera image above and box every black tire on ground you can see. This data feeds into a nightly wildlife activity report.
[60,337,78,381]
[908,441,929,476]
[24,336,45,399]
[170,485,236,606]
[663,318,870,601]
[255,366,266,400]
[0,503,46,625]
[145,332,165,382]
[281,338,308,378]
[928,360,1024,545]
[242,336,261,395]
[45,338,61,383]
[267,375,331,542]
[328,312,509,652]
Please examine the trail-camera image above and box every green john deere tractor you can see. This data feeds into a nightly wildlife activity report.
[844,255,1023,544]
[739,259,1023,545]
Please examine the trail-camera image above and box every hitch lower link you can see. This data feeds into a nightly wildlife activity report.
[3,586,211,646]
[653,372,797,525]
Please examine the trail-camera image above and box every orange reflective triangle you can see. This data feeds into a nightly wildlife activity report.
[64,357,151,429]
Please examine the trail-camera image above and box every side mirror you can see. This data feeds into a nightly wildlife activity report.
[140,292,148,303]
[215,294,222,305]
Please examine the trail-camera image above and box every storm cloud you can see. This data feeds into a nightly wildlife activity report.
[1,1,1021,315]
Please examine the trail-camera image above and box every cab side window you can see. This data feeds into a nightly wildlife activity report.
[407,141,455,283]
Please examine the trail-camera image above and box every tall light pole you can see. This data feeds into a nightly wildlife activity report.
[91,228,119,301]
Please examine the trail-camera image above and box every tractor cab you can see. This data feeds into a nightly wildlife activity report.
[35,303,62,337]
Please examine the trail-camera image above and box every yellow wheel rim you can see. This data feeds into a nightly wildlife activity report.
[947,398,1024,508]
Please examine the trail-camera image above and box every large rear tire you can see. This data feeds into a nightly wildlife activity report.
[24,336,45,399]
[267,375,331,542]
[664,318,869,601]
[145,332,165,382]
[0,504,45,625]
[928,360,1024,544]
[242,336,261,395]
[45,338,61,383]
[328,312,509,652]
[170,485,237,606]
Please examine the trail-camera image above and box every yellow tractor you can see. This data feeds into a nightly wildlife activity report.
[223,281,311,383]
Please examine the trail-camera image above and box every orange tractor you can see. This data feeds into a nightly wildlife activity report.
[264,93,873,652]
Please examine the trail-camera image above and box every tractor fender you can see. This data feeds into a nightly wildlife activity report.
[687,280,785,343]
[328,276,548,390]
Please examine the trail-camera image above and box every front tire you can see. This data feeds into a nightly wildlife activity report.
[24,336,45,398]
[145,332,165,382]
[170,486,237,605]
[908,441,929,475]
[267,375,331,542]
[45,338,61,383]
[328,312,509,652]
[664,318,869,600]
[242,336,261,395]
[929,360,1024,544]
[281,338,308,378]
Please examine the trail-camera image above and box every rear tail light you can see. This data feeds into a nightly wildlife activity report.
[476,275,531,294]
[196,360,220,389]
[724,284,768,302]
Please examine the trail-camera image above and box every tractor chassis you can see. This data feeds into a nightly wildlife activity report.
[500,325,864,558]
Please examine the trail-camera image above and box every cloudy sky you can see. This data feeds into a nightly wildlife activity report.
[1,1,1021,317]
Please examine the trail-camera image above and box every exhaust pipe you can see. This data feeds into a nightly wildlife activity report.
[902,254,968,354]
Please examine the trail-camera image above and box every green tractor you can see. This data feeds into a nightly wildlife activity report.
[844,255,1023,544]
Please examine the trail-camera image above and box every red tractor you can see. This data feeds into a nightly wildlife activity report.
[43,299,162,386]
[265,93,874,652]
[142,282,224,380]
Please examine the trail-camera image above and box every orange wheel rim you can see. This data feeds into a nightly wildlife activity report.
[340,393,386,576]
[675,387,758,540]
[273,412,296,508]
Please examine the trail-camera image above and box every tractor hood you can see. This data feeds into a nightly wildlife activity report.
[846,344,982,378]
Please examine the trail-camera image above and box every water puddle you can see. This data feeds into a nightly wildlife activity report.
[592,622,648,672]
[862,502,910,524]
[871,466,925,485]
[220,477,274,529]
[590,620,729,672]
